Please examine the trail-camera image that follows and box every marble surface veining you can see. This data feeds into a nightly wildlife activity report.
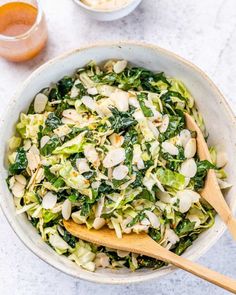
[0,0,236,294]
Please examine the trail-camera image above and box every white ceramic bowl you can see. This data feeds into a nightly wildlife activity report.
[73,0,142,21]
[1,41,236,284]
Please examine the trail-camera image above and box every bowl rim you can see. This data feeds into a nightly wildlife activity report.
[1,40,235,284]
[73,0,140,13]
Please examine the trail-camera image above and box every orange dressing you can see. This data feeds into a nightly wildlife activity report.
[0,2,37,36]
[0,2,47,62]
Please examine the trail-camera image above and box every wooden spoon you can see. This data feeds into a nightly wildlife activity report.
[64,220,236,293]
[185,113,236,239]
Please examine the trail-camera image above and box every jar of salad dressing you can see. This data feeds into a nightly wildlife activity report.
[0,0,47,62]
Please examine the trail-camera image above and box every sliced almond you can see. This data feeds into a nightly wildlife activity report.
[62,199,72,220]
[42,192,57,209]
[147,120,159,138]
[81,96,97,111]
[159,114,169,133]
[49,164,62,174]
[30,144,40,155]
[87,87,98,95]
[177,189,200,213]
[184,138,196,159]
[26,153,40,172]
[109,133,124,147]
[129,96,139,108]
[27,167,40,190]
[71,211,87,224]
[34,93,48,113]
[144,210,160,229]
[156,178,165,192]
[179,129,191,147]
[35,167,45,184]
[132,224,149,233]
[184,177,190,188]
[12,182,25,198]
[121,217,132,234]
[113,60,127,74]
[137,159,145,170]
[112,165,129,180]
[40,136,50,148]
[70,85,79,98]
[54,125,71,137]
[57,225,65,236]
[9,176,15,189]
[117,250,130,258]
[110,90,129,112]
[62,109,82,122]
[49,234,69,251]
[23,139,31,151]
[165,228,180,244]
[141,218,151,226]
[76,158,90,174]
[162,141,179,156]
[93,217,106,230]
[70,80,83,98]
[103,148,126,168]
[95,196,104,217]
[133,109,145,122]
[84,144,100,167]
[132,144,145,170]
[95,253,110,268]
[158,191,175,204]
[97,98,113,117]
[216,151,228,168]
[26,146,40,172]
[15,175,27,186]
[180,158,197,178]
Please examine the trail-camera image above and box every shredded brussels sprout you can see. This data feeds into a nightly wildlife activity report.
[6,60,230,272]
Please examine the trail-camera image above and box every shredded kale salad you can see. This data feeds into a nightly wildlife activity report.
[6,60,230,272]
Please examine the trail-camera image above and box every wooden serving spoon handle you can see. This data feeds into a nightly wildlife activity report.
[227,217,236,240]
[145,239,236,294]
[64,220,236,294]
[185,113,236,240]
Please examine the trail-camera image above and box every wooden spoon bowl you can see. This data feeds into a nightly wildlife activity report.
[185,113,236,239]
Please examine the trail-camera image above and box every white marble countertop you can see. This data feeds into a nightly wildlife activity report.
[1,0,236,294]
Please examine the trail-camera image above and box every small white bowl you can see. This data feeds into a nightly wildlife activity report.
[1,41,236,284]
[73,0,142,21]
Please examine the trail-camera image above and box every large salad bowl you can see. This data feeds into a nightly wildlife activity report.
[0,41,236,284]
